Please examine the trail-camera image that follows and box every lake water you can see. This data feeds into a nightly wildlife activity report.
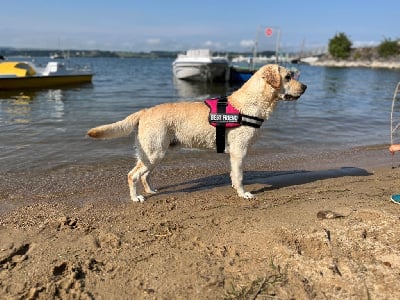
[1,57,400,172]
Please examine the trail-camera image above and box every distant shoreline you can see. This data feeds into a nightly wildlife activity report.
[2,46,400,70]
[307,59,400,69]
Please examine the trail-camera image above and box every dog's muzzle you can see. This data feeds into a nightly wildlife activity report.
[279,83,307,101]
[280,94,301,101]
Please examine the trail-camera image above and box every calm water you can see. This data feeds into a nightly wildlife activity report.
[1,57,399,172]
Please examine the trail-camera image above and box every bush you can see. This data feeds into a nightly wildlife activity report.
[328,32,352,59]
[378,38,399,57]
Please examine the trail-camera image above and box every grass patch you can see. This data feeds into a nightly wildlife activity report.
[224,258,288,299]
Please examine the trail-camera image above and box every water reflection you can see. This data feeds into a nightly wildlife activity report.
[0,89,65,125]
[46,89,65,120]
[322,67,349,97]
[172,77,243,101]
[47,89,63,101]
[0,91,35,124]
[0,90,37,100]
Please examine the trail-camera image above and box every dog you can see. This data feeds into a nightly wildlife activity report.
[87,64,307,202]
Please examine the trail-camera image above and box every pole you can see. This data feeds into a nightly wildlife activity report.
[252,27,261,70]
[275,27,281,64]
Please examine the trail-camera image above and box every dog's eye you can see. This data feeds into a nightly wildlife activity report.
[284,74,291,81]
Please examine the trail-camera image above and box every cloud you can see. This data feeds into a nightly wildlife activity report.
[240,39,255,48]
[352,40,379,48]
[146,38,161,45]
[202,40,224,49]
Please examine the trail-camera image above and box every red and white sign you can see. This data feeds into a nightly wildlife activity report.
[265,27,273,37]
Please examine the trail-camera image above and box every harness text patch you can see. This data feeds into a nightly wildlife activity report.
[204,98,241,128]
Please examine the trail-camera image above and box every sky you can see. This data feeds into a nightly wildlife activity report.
[1,0,399,53]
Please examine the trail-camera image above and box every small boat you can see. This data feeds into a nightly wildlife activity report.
[229,64,257,82]
[50,52,65,60]
[0,60,93,90]
[230,63,301,83]
[172,49,230,82]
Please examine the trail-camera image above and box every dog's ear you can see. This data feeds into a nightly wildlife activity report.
[262,65,281,89]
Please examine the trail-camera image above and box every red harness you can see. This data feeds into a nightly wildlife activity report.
[204,97,264,153]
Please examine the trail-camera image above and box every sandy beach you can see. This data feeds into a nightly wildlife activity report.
[1,146,400,299]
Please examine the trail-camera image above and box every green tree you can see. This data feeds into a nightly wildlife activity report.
[378,38,399,57]
[328,32,352,59]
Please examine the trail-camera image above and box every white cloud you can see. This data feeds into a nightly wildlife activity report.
[352,40,379,48]
[202,40,224,49]
[240,39,255,48]
[146,38,161,45]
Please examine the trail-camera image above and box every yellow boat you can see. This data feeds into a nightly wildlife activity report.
[0,61,93,90]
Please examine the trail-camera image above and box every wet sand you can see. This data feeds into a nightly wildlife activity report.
[1,146,400,299]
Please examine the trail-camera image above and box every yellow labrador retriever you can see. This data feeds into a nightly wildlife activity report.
[87,64,307,202]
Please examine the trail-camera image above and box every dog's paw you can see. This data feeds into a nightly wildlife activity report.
[244,192,255,199]
[132,195,146,203]
[146,189,158,194]
[240,192,255,199]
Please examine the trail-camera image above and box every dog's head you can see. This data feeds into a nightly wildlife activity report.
[260,64,307,101]
[229,64,307,119]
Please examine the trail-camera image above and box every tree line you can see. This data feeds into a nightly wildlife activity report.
[328,32,399,59]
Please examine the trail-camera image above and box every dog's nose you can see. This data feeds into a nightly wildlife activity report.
[301,84,307,91]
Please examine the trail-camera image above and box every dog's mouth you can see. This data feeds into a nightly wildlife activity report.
[279,94,301,101]
[279,83,307,101]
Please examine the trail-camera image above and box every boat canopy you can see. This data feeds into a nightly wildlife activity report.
[0,62,36,77]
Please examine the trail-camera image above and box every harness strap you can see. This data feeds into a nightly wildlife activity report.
[216,96,228,153]
[205,96,264,153]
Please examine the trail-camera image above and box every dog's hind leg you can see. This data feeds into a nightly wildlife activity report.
[130,124,169,202]
[140,168,157,194]
[129,146,166,202]
[128,160,151,202]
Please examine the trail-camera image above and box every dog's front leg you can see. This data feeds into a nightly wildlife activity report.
[229,152,254,199]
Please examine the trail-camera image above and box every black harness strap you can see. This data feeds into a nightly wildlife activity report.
[216,96,228,153]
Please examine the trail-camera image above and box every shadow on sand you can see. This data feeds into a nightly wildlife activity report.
[157,167,372,195]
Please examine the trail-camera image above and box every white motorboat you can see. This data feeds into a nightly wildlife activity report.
[172,49,230,82]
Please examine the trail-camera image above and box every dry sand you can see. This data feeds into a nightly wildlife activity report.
[1,146,400,299]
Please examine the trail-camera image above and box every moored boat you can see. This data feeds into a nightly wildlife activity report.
[229,65,257,82]
[230,62,300,83]
[172,49,230,82]
[0,60,93,90]
[50,52,65,60]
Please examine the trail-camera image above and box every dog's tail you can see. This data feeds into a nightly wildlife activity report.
[87,110,146,139]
